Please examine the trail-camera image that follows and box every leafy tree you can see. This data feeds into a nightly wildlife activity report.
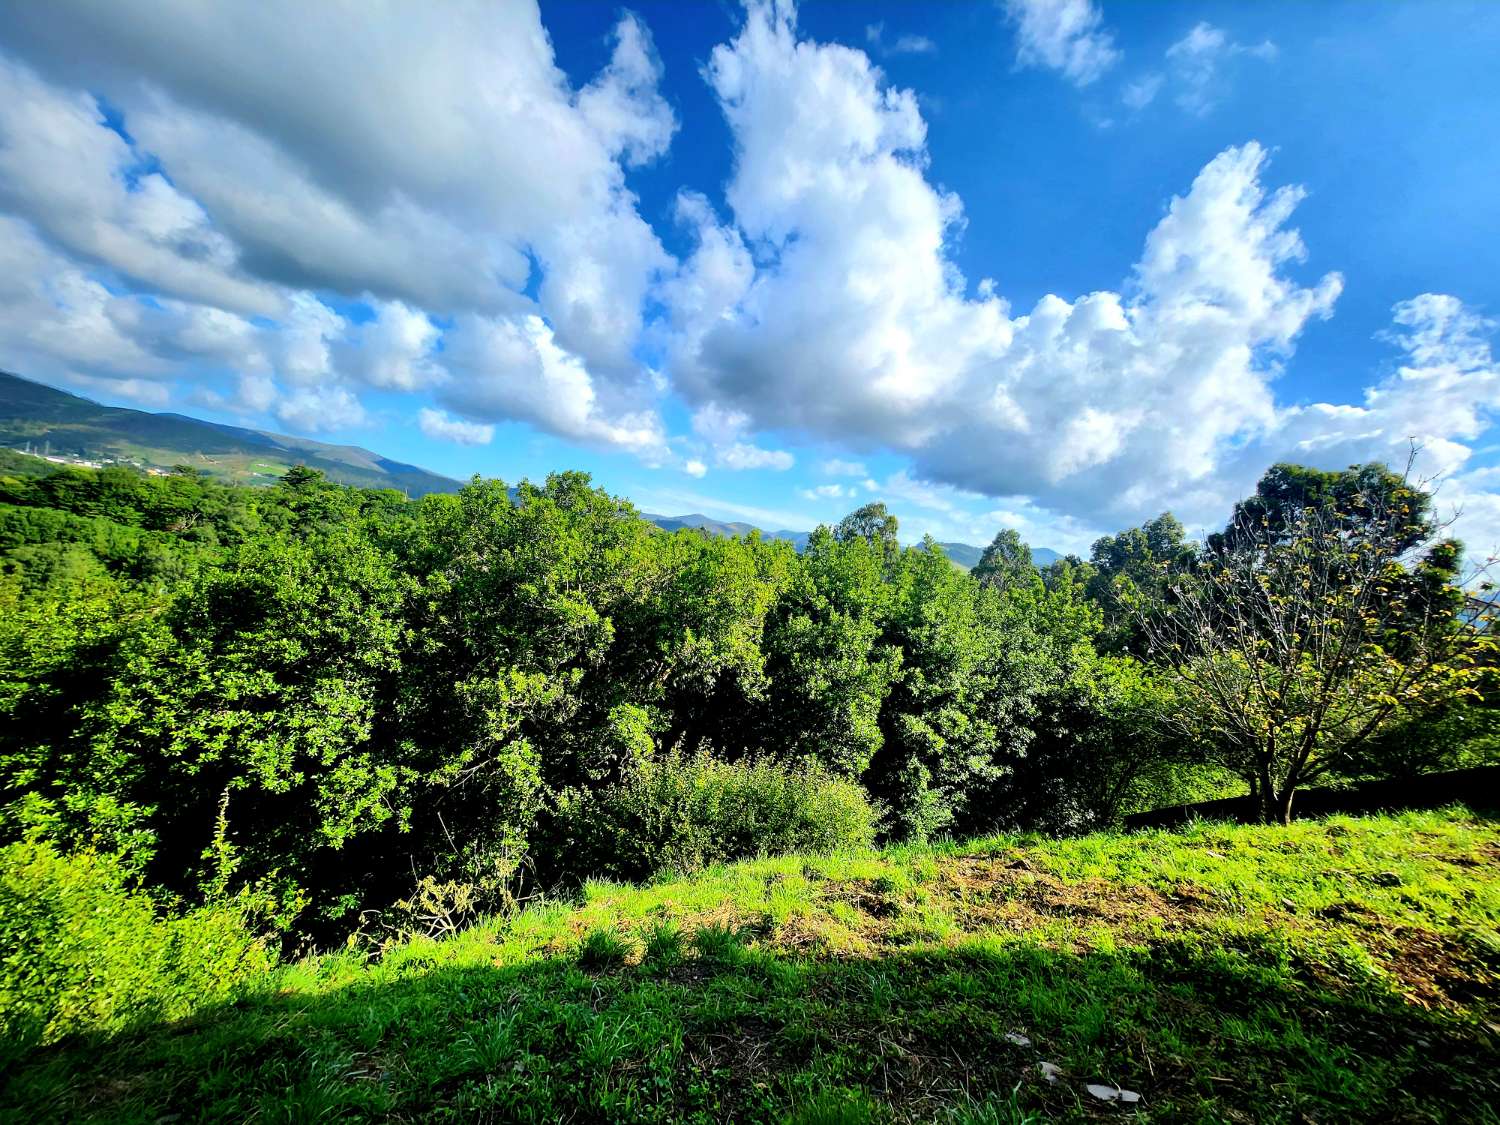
[1209,462,1433,556]
[82,522,411,927]
[1086,513,1197,651]
[972,528,1033,591]
[1001,653,1188,832]
[755,528,900,779]
[834,502,899,556]
[1136,488,1489,824]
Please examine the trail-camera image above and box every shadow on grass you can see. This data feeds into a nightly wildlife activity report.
[4,925,1498,1124]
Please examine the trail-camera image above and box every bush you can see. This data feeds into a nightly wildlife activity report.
[0,841,273,1060]
[551,752,879,882]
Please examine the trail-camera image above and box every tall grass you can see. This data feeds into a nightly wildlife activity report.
[551,751,879,881]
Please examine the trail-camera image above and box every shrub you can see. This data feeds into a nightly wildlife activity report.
[0,841,273,1060]
[551,752,879,882]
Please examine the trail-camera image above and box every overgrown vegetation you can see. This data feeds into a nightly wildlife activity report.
[0,840,272,1065]
[1,449,1496,1118]
[3,809,1495,1121]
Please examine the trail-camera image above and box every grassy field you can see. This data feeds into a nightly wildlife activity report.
[4,809,1498,1123]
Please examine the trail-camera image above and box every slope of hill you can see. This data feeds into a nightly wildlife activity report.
[5,808,1495,1122]
[0,371,461,496]
[0,373,1066,562]
[641,511,811,550]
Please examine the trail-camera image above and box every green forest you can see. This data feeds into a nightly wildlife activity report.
[2,451,1497,1121]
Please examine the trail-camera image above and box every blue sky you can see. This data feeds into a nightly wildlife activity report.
[1,0,1498,554]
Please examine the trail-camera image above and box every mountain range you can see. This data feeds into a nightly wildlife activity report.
[0,370,459,496]
[0,371,1059,568]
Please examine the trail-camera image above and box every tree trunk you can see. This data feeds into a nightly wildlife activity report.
[1255,760,1279,825]
[1277,785,1296,826]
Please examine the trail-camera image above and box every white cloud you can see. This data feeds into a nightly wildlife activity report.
[5,268,395,436]
[720,444,796,471]
[690,404,795,471]
[440,314,669,459]
[1252,294,1500,560]
[418,407,494,447]
[1162,22,1277,115]
[798,483,849,500]
[865,22,937,57]
[0,1,678,446]
[664,7,1500,557]
[347,301,443,391]
[0,55,279,316]
[1002,0,1120,86]
[683,458,708,478]
[665,6,1348,534]
[820,458,868,477]
[275,385,366,432]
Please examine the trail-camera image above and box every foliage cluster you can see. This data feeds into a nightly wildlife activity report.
[0,461,1186,944]
[0,839,272,1059]
[0,452,1491,957]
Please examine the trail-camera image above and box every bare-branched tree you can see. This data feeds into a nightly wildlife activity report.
[1131,473,1494,824]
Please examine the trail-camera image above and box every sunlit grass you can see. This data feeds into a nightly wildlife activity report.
[4,807,1497,1122]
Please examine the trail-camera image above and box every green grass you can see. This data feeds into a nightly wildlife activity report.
[4,808,1498,1122]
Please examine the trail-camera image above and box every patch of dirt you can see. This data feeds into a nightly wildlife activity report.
[928,854,1218,946]
[824,878,904,919]
[1438,841,1500,869]
[1312,903,1497,1014]
[1378,927,1500,1013]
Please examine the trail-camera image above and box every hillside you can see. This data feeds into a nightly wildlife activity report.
[641,511,811,551]
[5,808,1496,1123]
[0,371,461,496]
[0,373,1061,564]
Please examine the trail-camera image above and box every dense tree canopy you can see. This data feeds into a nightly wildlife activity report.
[0,454,1490,942]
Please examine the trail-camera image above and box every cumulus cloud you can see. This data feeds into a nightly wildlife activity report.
[659,3,1500,557]
[440,314,670,460]
[0,1,676,447]
[690,404,796,471]
[0,213,348,427]
[1002,0,1120,86]
[667,5,1344,531]
[0,55,279,316]
[418,407,494,447]
[346,302,443,392]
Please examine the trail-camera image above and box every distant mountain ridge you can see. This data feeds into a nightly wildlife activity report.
[640,512,1061,571]
[0,371,1062,567]
[0,370,461,495]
